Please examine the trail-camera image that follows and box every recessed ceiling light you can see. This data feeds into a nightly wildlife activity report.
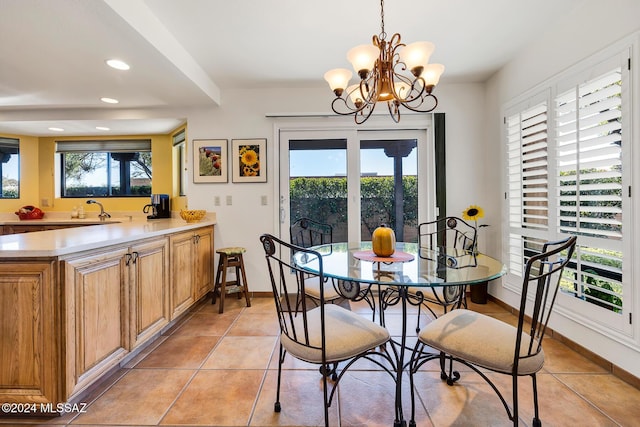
[106,59,130,70]
[48,127,64,132]
[100,97,119,104]
[96,126,110,131]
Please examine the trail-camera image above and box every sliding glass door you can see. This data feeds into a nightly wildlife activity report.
[279,128,434,245]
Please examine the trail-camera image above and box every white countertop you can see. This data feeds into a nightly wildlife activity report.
[0,214,216,258]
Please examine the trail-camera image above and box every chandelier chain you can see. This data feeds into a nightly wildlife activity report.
[379,0,386,40]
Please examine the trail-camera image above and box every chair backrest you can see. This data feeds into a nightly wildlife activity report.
[259,233,327,359]
[290,217,333,248]
[419,216,477,253]
[514,235,577,371]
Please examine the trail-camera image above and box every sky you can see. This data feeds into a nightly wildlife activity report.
[289,148,417,177]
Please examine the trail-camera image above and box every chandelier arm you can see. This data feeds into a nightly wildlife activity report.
[387,101,401,123]
[330,97,363,116]
[355,103,376,124]
[330,90,376,116]
[399,93,439,113]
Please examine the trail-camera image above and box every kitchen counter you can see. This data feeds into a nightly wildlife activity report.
[0,213,217,409]
[0,214,216,257]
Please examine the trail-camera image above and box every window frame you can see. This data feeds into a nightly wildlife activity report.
[56,139,152,198]
[0,137,20,199]
[502,46,633,338]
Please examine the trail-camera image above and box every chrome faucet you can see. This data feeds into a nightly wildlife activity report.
[86,199,111,221]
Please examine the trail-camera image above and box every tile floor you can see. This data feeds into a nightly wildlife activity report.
[3,296,640,427]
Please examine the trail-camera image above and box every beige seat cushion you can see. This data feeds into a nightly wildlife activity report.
[419,309,544,375]
[303,276,341,301]
[280,304,390,363]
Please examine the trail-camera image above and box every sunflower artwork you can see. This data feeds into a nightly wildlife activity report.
[238,145,260,177]
[232,139,267,182]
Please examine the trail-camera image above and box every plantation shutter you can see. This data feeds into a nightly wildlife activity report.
[505,99,549,278]
[554,66,624,313]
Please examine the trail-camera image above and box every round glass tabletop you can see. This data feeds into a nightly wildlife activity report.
[292,242,506,288]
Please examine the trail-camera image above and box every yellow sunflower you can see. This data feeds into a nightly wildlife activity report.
[242,165,258,176]
[462,205,484,221]
[240,149,258,166]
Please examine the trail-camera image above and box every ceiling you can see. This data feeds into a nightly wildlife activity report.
[0,0,585,137]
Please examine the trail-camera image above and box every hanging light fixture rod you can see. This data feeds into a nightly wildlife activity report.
[324,0,445,124]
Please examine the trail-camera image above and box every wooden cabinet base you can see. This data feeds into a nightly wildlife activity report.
[0,261,58,404]
[0,225,213,409]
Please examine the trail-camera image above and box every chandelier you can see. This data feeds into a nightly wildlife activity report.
[324,0,444,124]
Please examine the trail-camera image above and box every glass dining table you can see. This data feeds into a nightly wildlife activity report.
[292,241,507,427]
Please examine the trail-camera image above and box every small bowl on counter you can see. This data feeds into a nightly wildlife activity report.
[180,209,207,223]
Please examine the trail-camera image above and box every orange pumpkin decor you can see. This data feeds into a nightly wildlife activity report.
[372,225,396,257]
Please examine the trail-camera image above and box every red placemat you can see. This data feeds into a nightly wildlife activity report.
[353,250,414,263]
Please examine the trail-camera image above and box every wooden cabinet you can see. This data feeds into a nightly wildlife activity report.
[129,238,170,349]
[62,236,172,396]
[0,260,58,404]
[0,224,213,407]
[169,226,214,319]
[62,246,130,397]
[194,226,214,300]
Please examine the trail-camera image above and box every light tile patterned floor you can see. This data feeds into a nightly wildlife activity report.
[2,296,639,426]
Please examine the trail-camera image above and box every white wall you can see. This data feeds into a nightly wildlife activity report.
[184,84,487,293]
[485,0,640,378]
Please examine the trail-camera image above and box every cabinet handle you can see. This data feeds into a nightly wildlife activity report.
[126,252,139,265]
[194,235,200,244]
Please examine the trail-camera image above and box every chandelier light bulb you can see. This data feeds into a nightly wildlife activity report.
[400,41,435,76]
[324,68,353,96]
[347,83,368,108]
[347,44,379,77]
[422,64,445,88]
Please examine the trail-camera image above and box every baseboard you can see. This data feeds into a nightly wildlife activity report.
[486,294,640,390]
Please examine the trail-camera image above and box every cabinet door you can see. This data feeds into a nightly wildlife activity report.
[169,231,195,319]
[130,238,170,349]
[0,261,58,404]
[63,248,129,396]
[193,226,214,300]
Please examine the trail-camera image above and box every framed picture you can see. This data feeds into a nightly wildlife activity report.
[193,139,227,183]
[232,138,267,183]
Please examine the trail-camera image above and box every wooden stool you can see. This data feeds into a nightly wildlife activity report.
[212,247,251,313]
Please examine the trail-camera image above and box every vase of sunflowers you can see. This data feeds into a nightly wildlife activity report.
[462,204,486,254]
[462,204,489,304]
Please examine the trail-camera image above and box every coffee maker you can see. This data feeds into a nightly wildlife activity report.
[143,194,171,219]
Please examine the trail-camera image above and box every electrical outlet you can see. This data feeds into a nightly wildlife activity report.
[41,198,50,207]
[226,195,232,205]
[214,196,220,206]
[261,195,268,206]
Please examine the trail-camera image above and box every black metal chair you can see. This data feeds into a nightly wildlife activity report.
[408,235,577,427]
[290,218,376,318]
[289,218,341,306]
[259,234,393,427]
[409,216,478,330]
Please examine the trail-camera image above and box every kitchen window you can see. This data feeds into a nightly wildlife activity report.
[0,137,19,199]
[56,139,152,197]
